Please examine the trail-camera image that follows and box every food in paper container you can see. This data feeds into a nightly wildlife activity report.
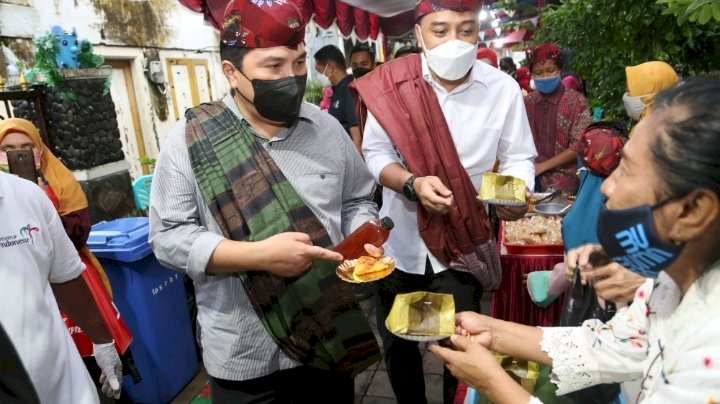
[384,292,455,341]
[477,172,527,206]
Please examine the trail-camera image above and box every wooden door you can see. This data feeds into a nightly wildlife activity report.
[166,58,212,120]
[106,59,148,177]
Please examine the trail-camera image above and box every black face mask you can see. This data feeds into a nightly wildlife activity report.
[352,67,371,79]
[238,69,307,124]
[596,197,685,279]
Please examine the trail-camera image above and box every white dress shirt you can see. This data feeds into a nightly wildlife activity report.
[362,56,537,275]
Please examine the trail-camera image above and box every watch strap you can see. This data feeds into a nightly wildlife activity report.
[403,175,418,202]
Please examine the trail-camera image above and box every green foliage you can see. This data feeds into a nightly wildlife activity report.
[657,0,720,25]
[101,75,112,97]
[139,155,157,165]
[26,32,63,87]
[23,31,111,97]
[139,155,157,172]
[497,0,540,17]
[77,40,105,68]
[304,79,323,105]
[534,0,720,119]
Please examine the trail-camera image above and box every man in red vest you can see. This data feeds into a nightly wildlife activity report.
[352,1,537,402]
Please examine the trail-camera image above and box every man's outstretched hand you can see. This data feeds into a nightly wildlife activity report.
[258,232,344,276]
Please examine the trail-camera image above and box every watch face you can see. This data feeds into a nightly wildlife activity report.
[403,176,417,201]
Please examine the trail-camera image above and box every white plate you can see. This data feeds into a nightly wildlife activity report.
[384,319,453,341]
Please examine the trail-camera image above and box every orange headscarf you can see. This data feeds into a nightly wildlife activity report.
[625,61,679,121]
[0,118,113,295]
[0,118,88,215]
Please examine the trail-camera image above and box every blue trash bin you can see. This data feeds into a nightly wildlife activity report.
[88,217,199,403]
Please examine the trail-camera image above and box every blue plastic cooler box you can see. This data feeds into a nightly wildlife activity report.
[88,217,199,403]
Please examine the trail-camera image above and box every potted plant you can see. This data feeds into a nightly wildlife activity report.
[21,26,111,99]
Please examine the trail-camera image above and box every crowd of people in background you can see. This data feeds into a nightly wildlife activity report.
[261,1,719,403]
[280,1,719,402]
[2,0,718,403]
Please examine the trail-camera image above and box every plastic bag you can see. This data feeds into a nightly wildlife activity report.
[558,266,620,403]
[559,266,617,326]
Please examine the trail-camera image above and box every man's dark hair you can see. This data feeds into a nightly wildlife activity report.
[220,42,251,69]
[499,57,516,72]
[350,43,375,59]
[394,45,421,59]
[314,45,346,69]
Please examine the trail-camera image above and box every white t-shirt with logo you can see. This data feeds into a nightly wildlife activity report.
[0,172,99,404]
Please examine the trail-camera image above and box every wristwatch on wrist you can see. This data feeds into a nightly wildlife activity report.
[402,175,418,202]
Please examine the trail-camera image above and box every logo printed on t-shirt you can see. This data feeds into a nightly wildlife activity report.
[0,224,40,249]
[20,224,40,246]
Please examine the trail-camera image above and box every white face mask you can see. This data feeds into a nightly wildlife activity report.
[317,65,331,87]
[418,28,477,81]
[622,92,649,121]
[530,79,536,91]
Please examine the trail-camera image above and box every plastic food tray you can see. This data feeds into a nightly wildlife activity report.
[500,221,564,255]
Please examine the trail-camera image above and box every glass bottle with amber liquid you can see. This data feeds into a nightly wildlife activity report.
[334,217,394,261]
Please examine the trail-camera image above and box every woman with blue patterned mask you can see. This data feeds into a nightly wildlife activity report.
[523,43,592,196]
[431,79,720,403]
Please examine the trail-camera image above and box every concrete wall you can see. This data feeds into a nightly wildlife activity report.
[1,0,221,51]
[1,0,230,179]
[0,1,363,179]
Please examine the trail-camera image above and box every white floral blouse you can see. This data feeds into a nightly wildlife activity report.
[537,266,720,403]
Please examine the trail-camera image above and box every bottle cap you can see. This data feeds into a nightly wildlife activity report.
[380,217,394,231]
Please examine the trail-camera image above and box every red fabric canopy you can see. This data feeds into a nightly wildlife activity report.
[502,28,533,47]
[178,0,226,31]
[178,0,416,41]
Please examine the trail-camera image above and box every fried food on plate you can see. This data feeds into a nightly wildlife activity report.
[339,255,393,282]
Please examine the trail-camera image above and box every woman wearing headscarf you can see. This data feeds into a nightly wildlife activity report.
[624,61,679,137]
[476,47,498,68]
[565,62,682,302]
[0,118,131,362]
[524,43,592,195]
[0,119,107,283]
[516,65,532,95]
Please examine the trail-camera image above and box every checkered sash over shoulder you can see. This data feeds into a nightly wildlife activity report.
[184,101,379,376]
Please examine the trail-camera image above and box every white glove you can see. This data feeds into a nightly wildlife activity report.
[93,341,122,399]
